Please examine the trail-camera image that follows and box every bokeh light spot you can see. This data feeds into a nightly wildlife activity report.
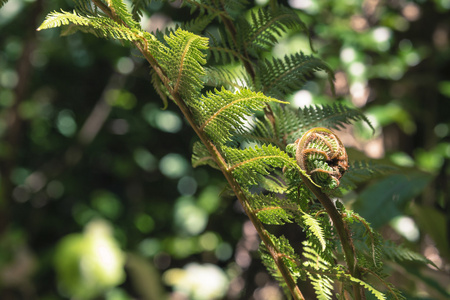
[133,148,157,171]
[116,57,134,74]
[57,109,77,137]
[155,110,182,133]
[391,216,420,241]
[159,153,189,179]
[177,176,197,196]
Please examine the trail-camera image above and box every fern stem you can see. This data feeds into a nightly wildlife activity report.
[300,173,364,300]
[173,94,306,300]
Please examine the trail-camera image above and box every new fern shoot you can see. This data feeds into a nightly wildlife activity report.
[36,1,434,299]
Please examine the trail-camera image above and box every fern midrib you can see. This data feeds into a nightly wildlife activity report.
[173,35,196,95]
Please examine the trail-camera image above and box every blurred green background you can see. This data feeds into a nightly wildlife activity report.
[0,0,449,299]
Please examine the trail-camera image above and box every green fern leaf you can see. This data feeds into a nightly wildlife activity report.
[302,241,332,271]
[37,10,141,42]
[251,194,298,225]
[256,53,335,99]
[206,30,244,63]
[181,14,217,33]
[223,144,301,187]
[107,0,141,29]
[310,274,334,300]
[182,0,227,17]
[302,213,326,251]
[383,242,438,268]
[130,0,150,21]
[203,67,250,91]
[182,0,248,16]
[161,28,208,100]
[240,4,309,53]
[239,103,373,147]
[188,88,286,144]
[285,103,374,143]
[347,276,386,300]
[339,160,396,191]
[191,141,218,169]
[260,233,303,287]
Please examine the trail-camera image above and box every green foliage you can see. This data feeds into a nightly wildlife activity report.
[161,29,209,100]
[0,0,8,9]
[241,4,309,53]
[256,53,335,99]
[224,144,300,187]
[25,0,445,299]
[239,103,373,148]
[37,9,140,41]
[188,88,285,144]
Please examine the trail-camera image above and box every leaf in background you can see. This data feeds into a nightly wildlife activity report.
[410,205,449,260]
[355,173,432,229]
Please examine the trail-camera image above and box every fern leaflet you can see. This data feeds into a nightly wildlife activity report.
[302,213,327,251]
[161,28,208,100]
[251,194,298,225]
[188,88,286,144]
[191,141,218,169]
[223,144,301,187]
[37,10,140,42]
[240,4,309,53]
[256,53,335,99]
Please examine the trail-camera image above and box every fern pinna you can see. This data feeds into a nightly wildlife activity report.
[38,1,432,299]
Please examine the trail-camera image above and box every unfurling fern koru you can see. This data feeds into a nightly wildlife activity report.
[291,127,348,190]
[36,1,429,299]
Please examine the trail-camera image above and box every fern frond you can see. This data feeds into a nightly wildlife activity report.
[188,88,286,144]
[256,53,335,99]
[339,160,396,191]
[240,103,373,147]
[302,241,332,270]
[206,30,244,63]
[285,103,374,143]
[223,144,300,187]
[161,28,208,100]
[340,209,386,276]
[251,193,298,225]
[383,242,438,268]
[302,213,326,251]
[260,233,303,296]
[203,66,251,90]
[182,0,228,18]
[130,0,150,21]
[302,241,334,300]
[181,14,217,33]
[240,4,309,53]
[107,0,141,29]
[310,274,334,300]
[182,0,248,16]
[347,276,386,300]
[150,69,169,109]
[191,141,218,169]
[37,10,141,42]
